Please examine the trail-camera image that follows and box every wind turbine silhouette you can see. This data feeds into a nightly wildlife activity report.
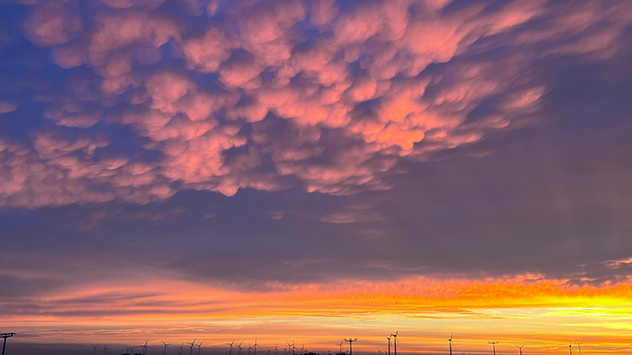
[228,340,235,355]
[189,340,197,355]
[197,341,203,355]
[142,341,150,355]
[576,342,582,355]
[253,340,259,355]
[386,336,391,355]
[515,345,525,355]
[488,342,499,355]
[568,343,572,355]
[162,342,171,355]
[390,330,398,355]
[344,339,357,355]
[178,344,184,355]
[448,334,454,355]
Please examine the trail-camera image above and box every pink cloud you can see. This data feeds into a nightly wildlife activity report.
[89,13,179,52]
[181,26,234,73]
[0,101,17,114]
[4,0,628,208]
[21,2,82,47]
[98,0,165,9]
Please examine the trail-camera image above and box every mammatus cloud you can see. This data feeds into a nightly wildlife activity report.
[1,0,629,207]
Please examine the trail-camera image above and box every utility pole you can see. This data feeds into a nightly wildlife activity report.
[344,339,357,355]
[1,333,15,355]
[488,342,499,355]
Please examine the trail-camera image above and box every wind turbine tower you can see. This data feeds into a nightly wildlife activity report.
[488,342,499,355]
[344,339,357,355]
[576,342,582,355]
[386,336,391,355]
[162,342,171,355]
[568,344,572,355]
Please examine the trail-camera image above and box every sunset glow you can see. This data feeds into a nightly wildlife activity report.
[1,0,632,354]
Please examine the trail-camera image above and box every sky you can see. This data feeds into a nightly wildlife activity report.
[1,0,632,354]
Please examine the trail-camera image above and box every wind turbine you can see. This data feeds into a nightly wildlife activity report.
[515,345,525,355]
[488,342,499,355]
[179,344,184,355]
[576,342,582,355]
[344,339,357,355]
[274,344,278,355]
[1,333,15,355]
[568,343,572,355]
[247,343,252,355]
[197,341,204,355]
[386,336,391,355]
[390,331,398,355]
[253,340,259,355]
[448,334,454,355]
[190,340,197,355]
[103,345,107,355]
[162,342,171,355]
[238,342,243,355]
[338,341,344,354]
[228,341,235,355]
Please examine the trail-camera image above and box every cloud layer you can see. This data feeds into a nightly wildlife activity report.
[3,0,630,208]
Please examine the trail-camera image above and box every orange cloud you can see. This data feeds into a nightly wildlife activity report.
[5,275,632,353]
